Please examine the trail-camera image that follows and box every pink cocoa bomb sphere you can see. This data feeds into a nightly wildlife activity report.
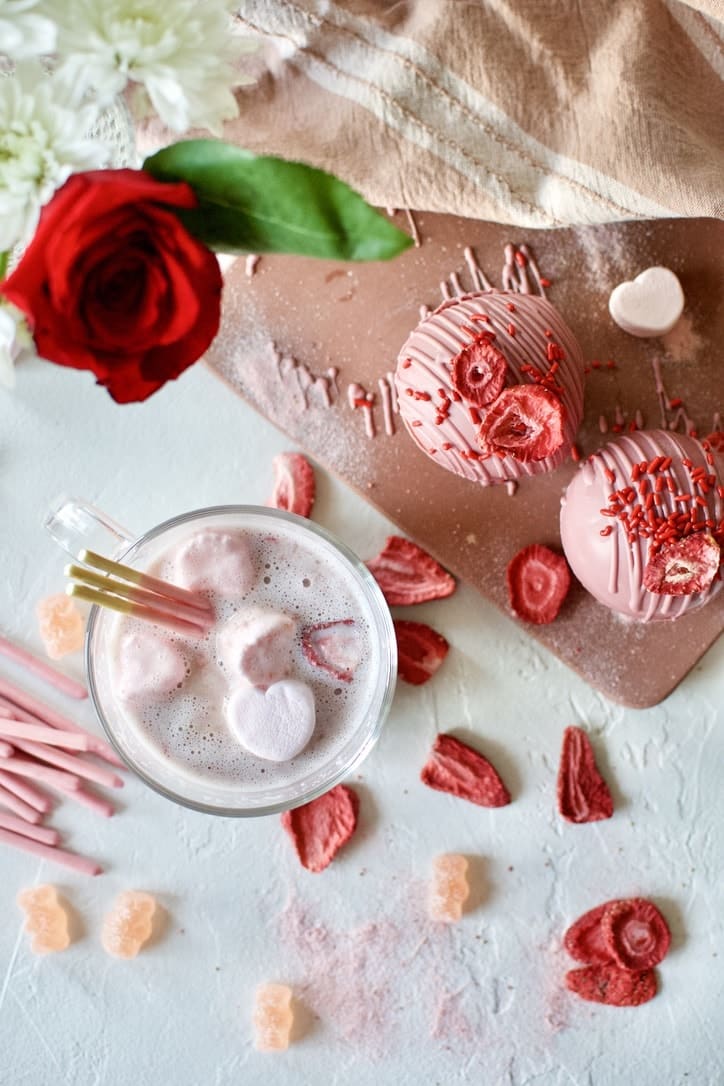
[394,291,585,486]
[560,430,724,622]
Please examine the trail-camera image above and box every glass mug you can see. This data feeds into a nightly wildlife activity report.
[46,499,397,817]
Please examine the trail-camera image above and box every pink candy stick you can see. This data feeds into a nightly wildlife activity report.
[0,813,59,845]
[0,678,124,768]
[0,755,80,792]
[55,782,115,819]
[0,739,12,757]
[11,738,124,790]
[0,634,87,700]
[0,717,90,751]
[0,782,43,823]
[0,827,101,876]
[0,767,53,813]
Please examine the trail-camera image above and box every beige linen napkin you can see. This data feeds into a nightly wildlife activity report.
[231,0,724,226]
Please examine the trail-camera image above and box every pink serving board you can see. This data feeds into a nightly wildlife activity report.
[206,214,724,708]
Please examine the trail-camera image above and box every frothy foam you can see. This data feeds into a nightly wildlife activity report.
[95,516,382,803]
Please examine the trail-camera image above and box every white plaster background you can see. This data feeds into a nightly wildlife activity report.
[0,346,722,1086]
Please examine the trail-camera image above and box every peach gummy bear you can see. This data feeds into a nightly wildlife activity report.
[253,983,294,1051]
[429,854,470,923]
[102,891,156,959]
[36,595,84,659]
[17,884,70,954]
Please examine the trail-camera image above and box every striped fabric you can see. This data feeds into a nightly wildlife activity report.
[231,0,724,225]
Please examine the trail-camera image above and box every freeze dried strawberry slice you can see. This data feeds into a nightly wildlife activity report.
[450,338,508,407]
[268,452,316,518]
[557,726,613,823]
[506,544,571,624]
[394,620,449,685]
[643,533,720,596]
[477,385,565,462]
[301,619,361,683]
[366,536,456,606]
[565,964,657,1007]
[564,903,617,965]
[421,733,511,807]
[602,899,671,971]
[281,784,359,873]
[704,431,724,454]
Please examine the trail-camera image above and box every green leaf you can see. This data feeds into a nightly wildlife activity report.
[0,251,9,281]
[143,140,412,262]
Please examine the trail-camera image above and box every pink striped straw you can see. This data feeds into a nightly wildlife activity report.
[0,634,87,700]
[0,739,12,757]
[0,717,90,751]
[0,813,59,845]
[55,782,115,819]
[0,767,53,813]
[0,782,43,823]
[0,827,101,876]
[12,738,124,790]
[0,755,80,791]
[0,679,124,768]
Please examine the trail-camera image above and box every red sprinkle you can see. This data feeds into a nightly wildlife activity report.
[604,468,616,483]
[514,250,527,267]
[506,302,517,312]
[402,358,412,369]
[411,420,422,427]
[539,277,551,287]
[600,526,614,537]
[507,323,516,337]
[571,444,581,462]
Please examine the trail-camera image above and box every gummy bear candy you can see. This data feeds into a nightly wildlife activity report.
[36,595,84,659]
[429,854,469,923]
[101,891,156,959]
[253,983,294,1051]
[17,884,70,954]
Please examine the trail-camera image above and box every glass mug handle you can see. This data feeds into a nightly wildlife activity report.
[44,495,135,561]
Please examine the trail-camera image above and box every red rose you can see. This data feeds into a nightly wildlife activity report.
[2,169,222,403]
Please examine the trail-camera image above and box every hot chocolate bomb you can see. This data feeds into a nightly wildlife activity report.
[395,291,586,485]
[561,430,724,622]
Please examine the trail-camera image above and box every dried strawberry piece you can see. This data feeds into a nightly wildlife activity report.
[366,536,456,606]
[394,620,449,685]
[643,533,720,596]
[602,899,671,971]
[281,784,359,873]
[565,964,657,1007]
[301,619,361,683]
[506,544,571,625]
[704,431,724,454]
[476,385,566,462]
[450,338,508,407]
[557,726,613,823]
[421,733,511,807]
[268,452,316,518]
[564,903,617,965]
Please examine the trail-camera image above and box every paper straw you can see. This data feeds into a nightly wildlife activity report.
[0,739,12,757]
[0,813,59,845]
[11,738,124,790]
[55,782,115,819]
[0,678,124,767]
[0,782,43,823]
[0,827,101,876]
[0,755,80,791]
[0,767,53,813]
[0,718,90,751]
[0,634,87,700]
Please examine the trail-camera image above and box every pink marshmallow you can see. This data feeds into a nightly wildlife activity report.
[217,608,296,686]
[172,530,255,598]
[226,679,316,762]
[114,630,188,703]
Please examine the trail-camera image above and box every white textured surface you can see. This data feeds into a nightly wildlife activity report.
[1,350,723,1085]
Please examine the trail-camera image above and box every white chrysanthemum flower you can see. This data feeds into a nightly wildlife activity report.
[0,62,108,251]
[0,0,56,59]
[50,0,240,135]
[0,301,31,390]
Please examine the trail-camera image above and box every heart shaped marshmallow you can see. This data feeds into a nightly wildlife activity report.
[217,607,296,686]
[608,266,684,338]
[226,680,316,762]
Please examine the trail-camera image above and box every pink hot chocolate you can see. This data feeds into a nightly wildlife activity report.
[395,291,585,486]
[560,430,724,622]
